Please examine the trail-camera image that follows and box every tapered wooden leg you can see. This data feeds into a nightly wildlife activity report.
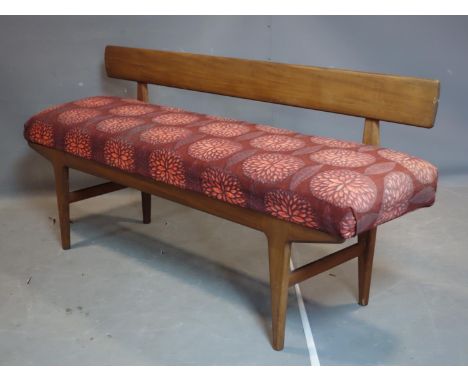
[53,163,70,250]
[141,192,151,224]
[267,233,292,351]
[357,227,377,306]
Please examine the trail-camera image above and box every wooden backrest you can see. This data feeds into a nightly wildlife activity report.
[105,45,440,128]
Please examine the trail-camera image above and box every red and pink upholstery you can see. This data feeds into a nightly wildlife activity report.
[24,96,438,239]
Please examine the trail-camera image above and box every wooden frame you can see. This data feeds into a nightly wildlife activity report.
[30,46,439,351]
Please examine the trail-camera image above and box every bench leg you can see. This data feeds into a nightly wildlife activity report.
[141,192,151,224]
[53,163,70,250]
[358,227,377,306]
[267,234,292,351]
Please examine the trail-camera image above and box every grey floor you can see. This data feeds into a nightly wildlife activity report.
[1,185,467,365]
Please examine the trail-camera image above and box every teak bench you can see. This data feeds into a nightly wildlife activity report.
[24,46,440,351]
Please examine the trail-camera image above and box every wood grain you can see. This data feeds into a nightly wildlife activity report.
[68,182,126,203]
[137,82,149,102]
[357,118,380,306]
[137,81,152,224]
[106,45,440,128]
[288,242,364,287]
[362,118,380,146]
[358,228,377,306]
[53,163,70,250]
[266,229,291,351]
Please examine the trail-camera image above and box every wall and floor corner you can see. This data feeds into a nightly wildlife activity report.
[0,16,468,365]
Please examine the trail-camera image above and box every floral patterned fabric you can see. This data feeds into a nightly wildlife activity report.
[24,96,438,239]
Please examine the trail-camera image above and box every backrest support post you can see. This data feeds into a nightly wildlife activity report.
[362,118,380,146]
[137,82,149,102]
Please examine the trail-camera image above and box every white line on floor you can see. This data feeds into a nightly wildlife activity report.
[290,258,321,366]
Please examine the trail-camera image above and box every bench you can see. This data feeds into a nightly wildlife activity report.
[24,45,440,351]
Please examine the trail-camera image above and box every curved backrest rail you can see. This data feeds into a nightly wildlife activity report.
[105,45,440,128]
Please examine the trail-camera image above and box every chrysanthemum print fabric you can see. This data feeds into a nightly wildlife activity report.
[24,96,438,239]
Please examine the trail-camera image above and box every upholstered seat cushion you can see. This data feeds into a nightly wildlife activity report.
[24,96,438,239]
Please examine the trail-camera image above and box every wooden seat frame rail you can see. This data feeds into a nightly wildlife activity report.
[30,46,439,351]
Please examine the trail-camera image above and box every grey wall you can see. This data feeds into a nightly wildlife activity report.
[1,16,467,194]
